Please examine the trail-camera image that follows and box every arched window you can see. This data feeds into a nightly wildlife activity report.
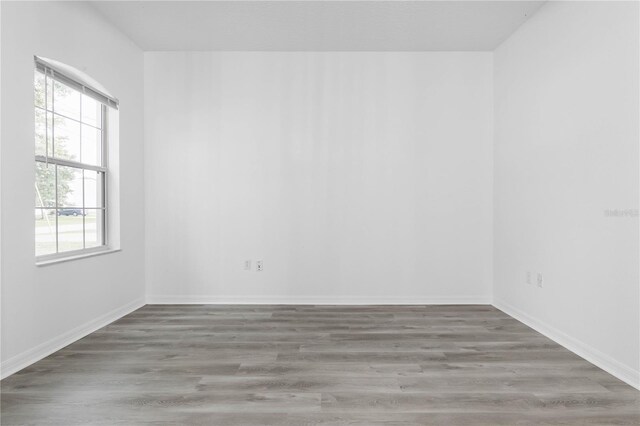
[34,57,118,261]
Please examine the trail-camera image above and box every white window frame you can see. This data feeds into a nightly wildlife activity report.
[34,60,116,264]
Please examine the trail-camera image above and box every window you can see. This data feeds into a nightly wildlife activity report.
[34,58,117,261]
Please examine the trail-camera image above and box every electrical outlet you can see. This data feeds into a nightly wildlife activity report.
[244,260,251,271]
[526,271,532,285]
[256,260,263,272]
[536,273,544,288]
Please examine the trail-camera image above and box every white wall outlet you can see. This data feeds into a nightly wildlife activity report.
[536,272,544,287]
[526,271,532,285]
[256,260,263,272]
[244,260,252,271]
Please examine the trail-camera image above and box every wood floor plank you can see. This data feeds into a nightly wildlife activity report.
[320,391,543,412]
[1,304,638,425]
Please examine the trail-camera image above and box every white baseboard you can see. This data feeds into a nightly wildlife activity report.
[0,297,145,380]
[493,298,640,391]
[146,295,492,305]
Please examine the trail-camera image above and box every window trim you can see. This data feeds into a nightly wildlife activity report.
[34,56,119,109]
[36,246,120,266]
[34,66,112,262]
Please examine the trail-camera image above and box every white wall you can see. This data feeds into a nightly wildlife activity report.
[493,1,640,387]
[0,1,145,377]
[145,52,493,303]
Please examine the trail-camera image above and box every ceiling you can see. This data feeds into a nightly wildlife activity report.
[90,0,546,51]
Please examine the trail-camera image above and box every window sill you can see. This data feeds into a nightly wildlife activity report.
[36,248,121,267]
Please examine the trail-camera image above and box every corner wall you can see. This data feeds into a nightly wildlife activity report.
[0,1,146,378]
[493,1,640,388]
[144,52,494,304]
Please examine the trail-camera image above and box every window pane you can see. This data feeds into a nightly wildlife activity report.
[81,124,102,166]
[57,165,83,208]
[34,71,46,109]
[53,115,81,161]
[53,80,80,120]
[83,170,104,208]
[35,162,56,208]
[84,209,104,249]
[35,209,57,256]
[46,76,53,110]
[57,211,84,253]
[34,71,53,110]
[35,109,53,157]
[81,95,101,128]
